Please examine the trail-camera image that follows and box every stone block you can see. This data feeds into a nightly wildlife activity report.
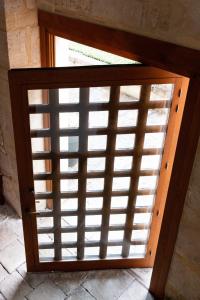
[26,279,66,300]
[119,279,154,300]
[0,239,25,273]
[17,262,48,288]
[0,271,32,300]
[68,286,94,299]
[83,269,134,300]
[0,264,8,284]
[128,268,152,289]
[0,221,18,250]
[49,271,87,294]
[166,253,200,300]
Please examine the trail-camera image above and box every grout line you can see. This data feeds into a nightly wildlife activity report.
[127,269,151,290]
[81,285,97,299]
[116,272,136,299]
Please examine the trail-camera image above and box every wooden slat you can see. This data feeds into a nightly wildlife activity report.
[39,239,147,249]
[49,89,62,260]
[122,85,151,257]
[35,206,153,217]
[77,88,89,260]
[32,148,163,160]
[29,100,171,114]
[37,223,150,235]
[33,169,159,180]
[34,188,155,200]
[30,125,167,138]
[100,86,120,258]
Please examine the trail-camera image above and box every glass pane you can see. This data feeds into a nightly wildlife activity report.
[87,157,106,172]
[60,136,79,152]
[129,245,146,258]
[136,195,155,207]
[60,158,78,173]
[39,249,54,260]
[120,85,141,102]
[62,232,77,242]
[34,180,51,193]
[28,89,46,105]
[62,216,78,226]
[112,177,130,191]
[33,160,51,174]
[140,155,161,170]
[87,178,104,192]
[85,215,102,226]
[60,179,78,192]
[31,137,51,153]
[133,213,152,225]
[38,233,54,243]
[107,246,122,256]
[59,88,79,104]
[89,111,109,128]
[88,135,107,151]
[131,230,149,241]
[108,231,124,241]
[114,156,133,171]
[29,113,49,130]
[37,217,53,228]
[146,109,169,126]
[144,133,165,149]
[111,196,128,209]
[138,176,158,190]
[59,112,79,129]
[61,198,78,210]
[62,248,77,258]
[109,214,126,225]
[85,247,99,256]
[89,87,110,103]
[86,197,103,210]
[85,231,101,241]
[115,134,135,150]
[117,110,138,127]
[36,199,52,212]
[150,84,174,101]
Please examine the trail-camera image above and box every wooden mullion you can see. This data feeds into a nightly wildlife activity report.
[32,148,163,160]
[38,223,150,235]
[77,88,89,260]
[30,124,167,138]
[29,100,171,114]
[100,86,120,259]
[49,89,62,260]
[122,85,151,257]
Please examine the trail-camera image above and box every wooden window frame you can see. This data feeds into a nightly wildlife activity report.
[37,10,200,299]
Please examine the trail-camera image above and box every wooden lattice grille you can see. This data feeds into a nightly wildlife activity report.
[29,81,173,262]
[8,65,185,270]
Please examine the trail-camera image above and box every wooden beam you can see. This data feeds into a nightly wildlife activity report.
[150,77,200,299]
[38,9,200,77]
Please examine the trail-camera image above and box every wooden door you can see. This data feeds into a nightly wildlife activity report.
[8,65,187,271]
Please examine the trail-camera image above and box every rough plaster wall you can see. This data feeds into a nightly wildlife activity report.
[1,0,200,298]
[36,0,200,50]
[165,140,200,299]
[0,1,20,215]
[5,0,40,68]
[0,0,41,215]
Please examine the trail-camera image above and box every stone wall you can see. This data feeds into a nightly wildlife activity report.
[36,0,200,50]
[0,1,20,215]
[0,0,200,298]
[0,0,40,215]
[165,140,200,299]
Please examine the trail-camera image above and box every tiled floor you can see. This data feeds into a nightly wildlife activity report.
[0,204,154,300]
